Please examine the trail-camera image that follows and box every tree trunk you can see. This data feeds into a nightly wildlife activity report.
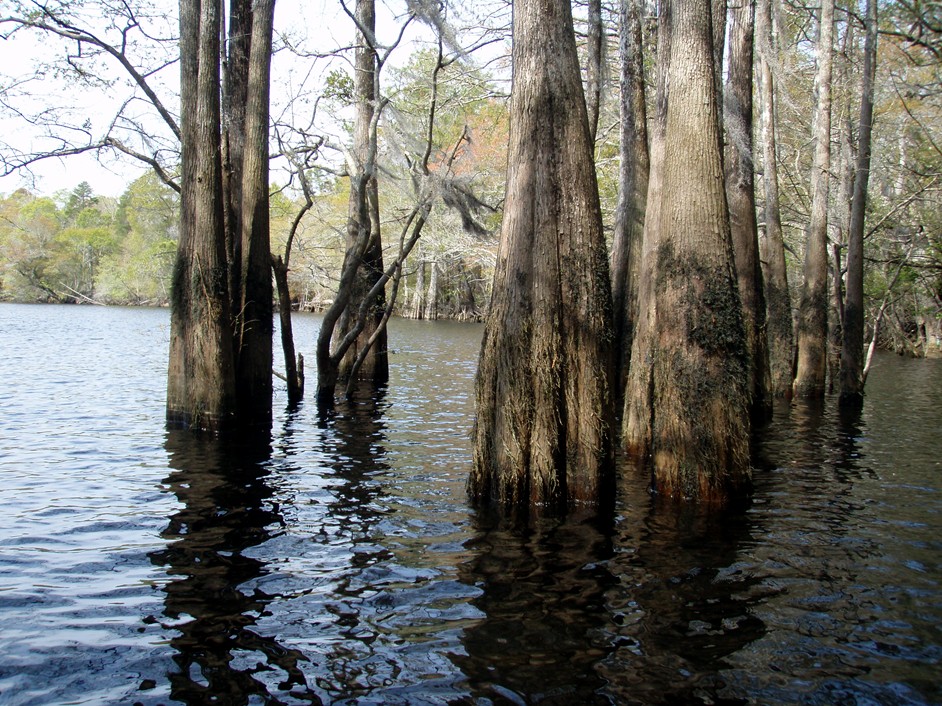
[235,0,274,427]
[168,0,237,431]
[793,0,834,398]
[840,0,877,407]
[828,238,844,391]
[621,0,672,457]
[712,0,726,142]
[756,0,793,397]
[424,259,439,321]
[458,262,478,320]
[411,258,425,319]
[470,0,615,511]
[273,254,303,405]
[222,0,251,322]
[610,0,650,402]
[623,0,751,504]
[724,0,771,420]
[585,0,603,144]
[830,23,855,393]
[623,0,670,455]
[333,0,388,389]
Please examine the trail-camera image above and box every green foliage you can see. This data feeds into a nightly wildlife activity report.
[0,192,66,301]
[0,175,179,305]
[96,173,179,305]
[323,69,355,106]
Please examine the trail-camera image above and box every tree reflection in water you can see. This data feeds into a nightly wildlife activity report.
[310,393,402,700]
[453,510,618,705]
[151,430,322,705]
[599,479,767,706]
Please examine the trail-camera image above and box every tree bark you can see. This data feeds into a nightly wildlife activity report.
[222,0,251,321]
[828,237,844,391]
[712,0,726,143]
[333,0,388,389]
[610,0,650,403]
[623,0,751,504]
[840,0,878,407]
[470,0,615,511]
[235,0,274,427]
[724,0,771,420]
[167,0,237,431]
[167,0,275,432]
[585,0,603,144]
[623,0,670,455]
[794,0,834,398]
[756,0,793,397]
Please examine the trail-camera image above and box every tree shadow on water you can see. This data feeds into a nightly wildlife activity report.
[597,462,769,706]
[451,508,618,705]
[308,392,412,701]
[149,430,322,705]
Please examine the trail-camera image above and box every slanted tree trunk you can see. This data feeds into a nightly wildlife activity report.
[756,0,793,397]
[470,0,615,511]
[611,0,650,401]
[315,12,456,405]
[840,0,877,407]
[333,0,388,389]
[168,0,237,431]
[623,0,751,504]
[273,254,303,405]
[272,186,311,406]
[793,0,834,398]
[316,0,389,404]
[725,0,771,420]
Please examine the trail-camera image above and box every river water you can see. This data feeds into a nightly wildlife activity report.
[0,303,939,706]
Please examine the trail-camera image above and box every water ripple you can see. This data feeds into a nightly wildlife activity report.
[0,305,940,705]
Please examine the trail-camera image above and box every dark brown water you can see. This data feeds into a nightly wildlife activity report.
[0,303,939,705]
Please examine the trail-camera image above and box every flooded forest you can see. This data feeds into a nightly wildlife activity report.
[0,0,940,704]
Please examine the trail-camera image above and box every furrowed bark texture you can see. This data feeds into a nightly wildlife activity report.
[711,0,726,141]
[624,0,751,503]
[223,0,252,324]
[610,0,650,400]
[470,0,614,510]
[623,0,670,455]
[794,0,834,398]
[235,0,274,427]
[168,0,236,431]
[756,0,794,397]
[724,0,772,419]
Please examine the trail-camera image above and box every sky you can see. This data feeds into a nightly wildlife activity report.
[0,0,496,200]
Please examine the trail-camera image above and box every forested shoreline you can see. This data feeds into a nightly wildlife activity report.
[0,171,498,323]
